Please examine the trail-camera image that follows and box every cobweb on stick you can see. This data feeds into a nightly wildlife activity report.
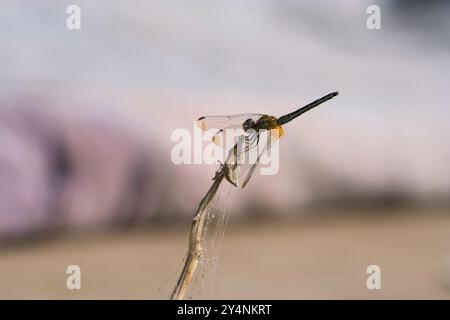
[186,180,234,299]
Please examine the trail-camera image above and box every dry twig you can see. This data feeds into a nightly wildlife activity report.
[170,164,227,300]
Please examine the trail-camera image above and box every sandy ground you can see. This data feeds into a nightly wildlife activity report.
[0,208,450,299]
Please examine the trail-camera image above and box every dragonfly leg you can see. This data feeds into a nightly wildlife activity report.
[213,160,237,186]
[212,161,224,181]
[224,165,238,187]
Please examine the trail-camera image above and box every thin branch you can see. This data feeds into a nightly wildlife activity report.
[170,166,227,300]
[171,141,243,300]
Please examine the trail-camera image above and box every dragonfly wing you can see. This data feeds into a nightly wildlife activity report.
[198,114,263,149]
[240,141,268,189]
[196,113,263,132]
[222,133,259,186]
[240,160,260,189]
[240,127,281,188]
[209,124,248,148]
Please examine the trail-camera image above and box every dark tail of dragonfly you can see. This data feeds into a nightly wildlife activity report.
[277,91,339,126]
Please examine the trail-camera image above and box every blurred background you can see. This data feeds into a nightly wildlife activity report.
[0,0,449,299]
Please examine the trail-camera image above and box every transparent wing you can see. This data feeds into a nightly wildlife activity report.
[197,114,263,148]
[239,134,272,189]
[229,125,284,188]
[196,113,263,132]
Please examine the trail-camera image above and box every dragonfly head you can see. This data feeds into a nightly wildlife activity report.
[243,118,257,132]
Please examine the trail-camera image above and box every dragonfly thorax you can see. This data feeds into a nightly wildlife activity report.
[254,115,280,131]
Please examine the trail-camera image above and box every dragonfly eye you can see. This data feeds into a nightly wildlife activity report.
[243,119,256,132]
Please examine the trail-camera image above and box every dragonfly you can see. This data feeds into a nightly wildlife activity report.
[196,91,339,188]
